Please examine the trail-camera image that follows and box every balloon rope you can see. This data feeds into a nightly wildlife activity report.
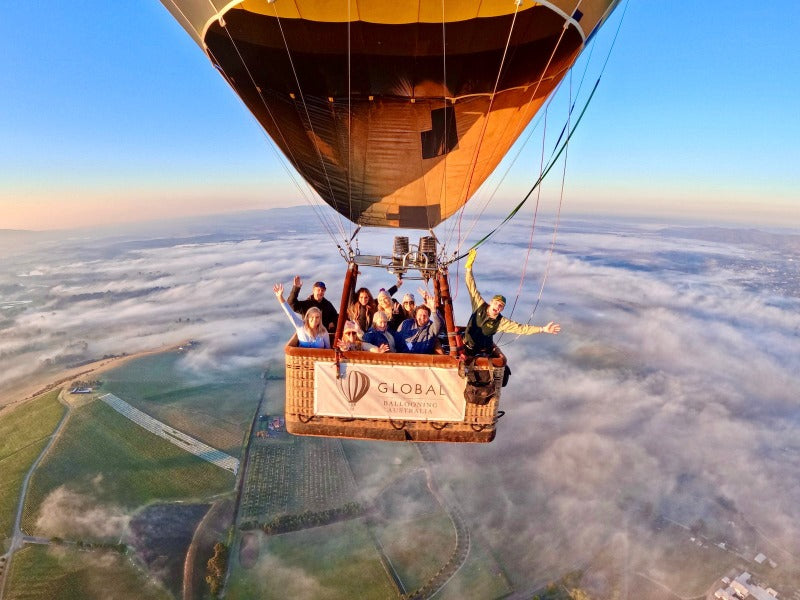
[270,6,350,241]
[452,74,599,266]
[450,0,629,265]
[497,72,573,348]
[201,18,346,248]
[438,0,450,248]
[505,112,548,321]
[453,1,580,255]
[346,2,354,241]
[450,2,521,245]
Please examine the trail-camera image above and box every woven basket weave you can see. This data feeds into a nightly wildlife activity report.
[284,337,504,443]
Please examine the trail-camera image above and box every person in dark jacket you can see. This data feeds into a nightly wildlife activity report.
[287,276,339,332]
[463,249,560,355]
[397,290,443,354]
[347,287,377,333]
[363,310,405,352]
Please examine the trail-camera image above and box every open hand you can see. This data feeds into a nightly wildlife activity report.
[543,321,561,334]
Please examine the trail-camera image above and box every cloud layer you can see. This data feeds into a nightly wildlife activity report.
[3,208,799,587]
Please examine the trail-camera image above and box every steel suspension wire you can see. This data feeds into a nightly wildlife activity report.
[269,4,352,246]
[449,73,599,266]
[442,1,522,256]
[166,1,344,246]
[497,70,573,348]
[505,111,549,321]
[436,0,450,255]
[446,0,580,260]
[346,1,354,241]
[468,8,600,236]
[184,0,350,249]
[448,0,630,266]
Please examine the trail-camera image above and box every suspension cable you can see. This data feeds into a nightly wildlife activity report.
[268,3,352,244]
[347,1,354,241]
[505,110,548,320]
[450,1,583,256]
[497,70,573,348]
[448,0,629,265]
[443,1,522,255]
[176,0,347,248]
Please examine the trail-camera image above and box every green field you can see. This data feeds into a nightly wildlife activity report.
[99,350,263,455]
[341,439,424,492]
[239,436,358,525]
[226,520,398,600]
[0,390,65,541]
[21,399,234,538]
[434,532,514,600]
[374,511,456,592]
[3,544,171,600]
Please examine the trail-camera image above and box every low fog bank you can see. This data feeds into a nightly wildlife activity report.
[2,208,799,583]
[435,217,800,583]
[0,208,345,395]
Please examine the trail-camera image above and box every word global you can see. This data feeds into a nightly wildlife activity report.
[376,382,448,396]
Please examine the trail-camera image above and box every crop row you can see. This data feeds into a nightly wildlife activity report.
[239,438,359,522]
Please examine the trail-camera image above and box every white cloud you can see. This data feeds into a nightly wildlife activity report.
[3,209,800,583]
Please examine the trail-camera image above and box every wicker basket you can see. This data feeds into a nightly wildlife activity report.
[284,336,504,443]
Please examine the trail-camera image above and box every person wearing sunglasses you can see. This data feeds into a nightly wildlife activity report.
[337,320,388,353]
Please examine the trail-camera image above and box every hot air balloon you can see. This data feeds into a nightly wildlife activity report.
[160,0,622,442]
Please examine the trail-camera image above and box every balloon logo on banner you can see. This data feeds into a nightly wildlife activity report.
[338,370,370,407]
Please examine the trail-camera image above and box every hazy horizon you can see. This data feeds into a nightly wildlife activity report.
[2,206,799,594]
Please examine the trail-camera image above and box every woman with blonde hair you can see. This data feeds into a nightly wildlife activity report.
[274,283,330,348]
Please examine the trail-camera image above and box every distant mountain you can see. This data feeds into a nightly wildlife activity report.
[659,226,800,252]
[0,229,39,236]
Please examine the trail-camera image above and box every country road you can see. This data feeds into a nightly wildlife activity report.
[0,400,70,600]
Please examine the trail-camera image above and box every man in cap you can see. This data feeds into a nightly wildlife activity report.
[288,275,339,332]
[463,249,560,356]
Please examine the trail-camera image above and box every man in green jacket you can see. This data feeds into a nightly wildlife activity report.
[463,249,560,356]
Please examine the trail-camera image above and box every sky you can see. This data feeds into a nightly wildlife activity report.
[2,1,799,231]
[2,210,798,591]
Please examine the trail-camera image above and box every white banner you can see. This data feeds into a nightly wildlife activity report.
[314,361,466,421]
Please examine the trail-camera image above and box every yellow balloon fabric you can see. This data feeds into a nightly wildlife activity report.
[161,0,620,228]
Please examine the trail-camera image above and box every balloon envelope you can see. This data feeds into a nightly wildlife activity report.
[162,0,620,228]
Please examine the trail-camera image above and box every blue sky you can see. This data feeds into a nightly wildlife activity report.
[2,1,798,230]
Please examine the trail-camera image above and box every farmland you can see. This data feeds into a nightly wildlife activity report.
[21,399,234,538]
[0,390,65,540]
[226,520,398,600]
[99,350,263,455]
[239,436,358,525]
[3,544,171,600]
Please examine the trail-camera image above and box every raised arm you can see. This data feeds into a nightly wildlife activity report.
[420,288,442,335]
[464,249,485,311]
[497,318,561,336]
[274,283,304,331]
[287,275,302,311]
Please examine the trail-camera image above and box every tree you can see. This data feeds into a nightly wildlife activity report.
[205,542,229,598]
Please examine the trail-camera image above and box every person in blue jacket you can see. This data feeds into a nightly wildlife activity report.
[397,290,443,354]
[363,311,406,352]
